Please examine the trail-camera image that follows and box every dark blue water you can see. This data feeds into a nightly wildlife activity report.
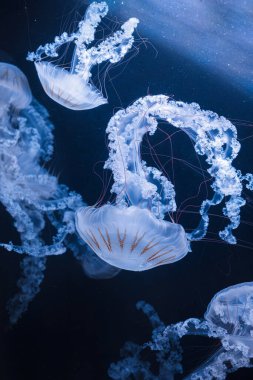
[0,1,253,379]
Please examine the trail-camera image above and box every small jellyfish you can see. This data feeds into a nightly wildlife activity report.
[205,282,253,358]
[177,282,253,379]
[76,95,253,271]
[81,246,121,279]
[171,282,253,379]
[27,2,139,110]
[0,62,32,113]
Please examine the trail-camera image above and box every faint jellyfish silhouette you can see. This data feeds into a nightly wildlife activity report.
[81,246,121,279]
[27,2,139,110]
[0,62,32,113]
[76,95,253,271]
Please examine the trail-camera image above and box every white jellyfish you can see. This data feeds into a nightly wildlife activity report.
[0,62,32,114]
[180,282,253,379]
[76,95,253,271]
[76,205,188,271]
[205,282,253,358]
[27,2,139,110]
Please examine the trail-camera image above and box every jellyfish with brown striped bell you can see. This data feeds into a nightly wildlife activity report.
[0,62,32,114]
[76,205,188,271]
[27,2,139,110]
[76,95,253,272]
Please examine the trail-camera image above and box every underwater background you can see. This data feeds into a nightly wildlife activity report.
[0,0,253,379]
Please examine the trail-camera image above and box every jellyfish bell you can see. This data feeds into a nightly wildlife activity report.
[76,205,189,271]
[34,61,107,110]
[205,282,253,357]
[0,62,32,112]
[27,2,139,110]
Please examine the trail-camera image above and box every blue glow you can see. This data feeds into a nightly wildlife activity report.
[105,0,253,95]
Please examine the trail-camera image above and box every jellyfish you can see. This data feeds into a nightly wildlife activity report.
[80,246,121,279]
[110,283,253,379]
[0,62,86,323]
[76,204,188,272]
[27,2,139,110]
[204,282,253,358]
[0,71,83,257]
[76,95,253,271]
[171,282,253,379]
[158,283,253,379]
[0,62,32,115]
[0,96,83,258]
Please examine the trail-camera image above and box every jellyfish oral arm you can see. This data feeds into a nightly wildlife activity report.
[104,98,177,219]
[105,95,252,244]
[75,17,139,78]
[27,2,109,63]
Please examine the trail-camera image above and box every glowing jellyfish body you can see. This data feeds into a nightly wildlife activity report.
[0,62,32,112]
[27,2,139,110]
[81,246,121,279]
[76,95,253,271]
[76,205,188,271]
[205,282,253,358]
[34,62,107,110]
[171,282,253,378]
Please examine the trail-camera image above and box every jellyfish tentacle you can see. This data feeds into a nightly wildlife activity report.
[76,17,139,78]
[184,348,248,380]
[27,2,109,62]
[188,191,224,241]
[105,95,251,244]
[104,95,176,219]
[7,256,47,325]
